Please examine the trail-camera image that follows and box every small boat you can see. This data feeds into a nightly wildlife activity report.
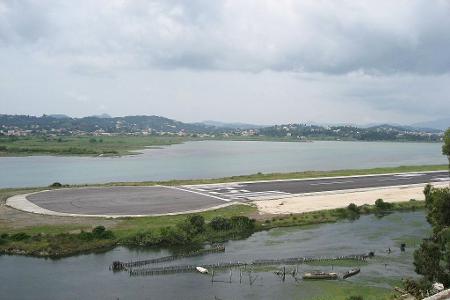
[343,268,360,279]
[302,271,338,280]
[196,266,208,274]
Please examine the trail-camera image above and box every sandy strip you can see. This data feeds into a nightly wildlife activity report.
[252,182,449,215]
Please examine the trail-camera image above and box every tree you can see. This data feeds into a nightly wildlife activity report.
[413,184,450,289]
[443,128,450,180]
[187,215,205,234]
[414,240,443,282]
[443,128,450,161]
[210,217,231,231]
[411,135,450,291]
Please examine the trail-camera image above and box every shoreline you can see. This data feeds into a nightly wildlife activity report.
[0,200,425,259]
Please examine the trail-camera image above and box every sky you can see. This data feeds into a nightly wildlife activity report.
[1,0,450,125]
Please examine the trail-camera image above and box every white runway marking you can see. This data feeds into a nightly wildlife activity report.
[432,177,450,181]
[377,177,414,182]
[309,180,354,186]
[164,186,230,202]
[394,173,425,177]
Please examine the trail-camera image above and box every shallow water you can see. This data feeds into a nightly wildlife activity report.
[0,140,445,188]
[0,211,430,300]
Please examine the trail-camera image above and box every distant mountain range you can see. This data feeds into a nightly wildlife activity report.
[200,120,268,129]
[410,117,450,131]
[0,114,446,142]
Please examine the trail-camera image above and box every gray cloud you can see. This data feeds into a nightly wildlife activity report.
[1,0,450,125]
[1,0,450,74]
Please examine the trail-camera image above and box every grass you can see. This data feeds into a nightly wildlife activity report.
[0,135,189,156]
[306,281,394,300]
[113,204,256,239]
[0,196,425,257]
[304,259,368,267]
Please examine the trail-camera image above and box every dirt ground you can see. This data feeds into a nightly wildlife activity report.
[252,182,449,215]
[0,200,117,230]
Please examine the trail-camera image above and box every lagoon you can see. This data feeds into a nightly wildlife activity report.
[0,211,429,300]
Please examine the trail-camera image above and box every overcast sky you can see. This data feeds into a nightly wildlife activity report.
[1,0,450,125]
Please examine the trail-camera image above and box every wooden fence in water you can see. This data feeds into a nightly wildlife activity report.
[128,253,370,277]
[111,244,225,272]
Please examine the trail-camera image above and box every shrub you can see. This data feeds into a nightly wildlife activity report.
[403,278,432,298]
[375,199,393,210]
[92,226,114,239]
[210,217,231,231]
[347,203,360,213]
[187,215,205,234]
[131,231,161,246]
[10,232,30,241]
[346,296,363,300]
[49,182,62,188]
[159,226,189,245]
[230,216,255,231]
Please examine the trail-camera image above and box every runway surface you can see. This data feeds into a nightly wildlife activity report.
[25,171,449,216]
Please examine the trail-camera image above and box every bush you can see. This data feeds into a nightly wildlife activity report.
[130,231,161,246]
[403,277,431,298]
[92,226,114,239]
[346,296,363,300]
[210,217,231,231]
[10,232,31,241]
[49,182,62,188]
[230,216,255,231]
[159,226,189,245]
[375,199,393,210]
[347,203,360,213]
[187,215,205,234]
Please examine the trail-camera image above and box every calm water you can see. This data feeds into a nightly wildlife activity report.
[0,211,430,300]
[0,140,445,188]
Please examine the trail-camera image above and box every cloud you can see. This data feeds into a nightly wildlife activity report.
[1,0,450,75]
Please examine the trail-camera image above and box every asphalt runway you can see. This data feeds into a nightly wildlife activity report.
[184,171,449,201]
[25,171,449,216]
[26,186,225,215]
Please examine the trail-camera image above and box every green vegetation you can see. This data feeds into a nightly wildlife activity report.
[408,185,450,295]
[0,194,425,257]
[0,135,189,156]
[308,281,393,300]
[0,226,116,257]
[443,128,450,167]
[405,131,450,297]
